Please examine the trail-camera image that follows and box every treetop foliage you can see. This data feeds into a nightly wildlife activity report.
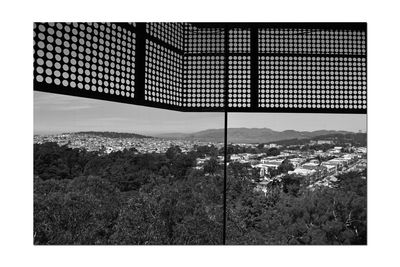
[34,142,366,245]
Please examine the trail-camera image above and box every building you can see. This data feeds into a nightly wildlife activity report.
[308,159,320,165]
[196,157,211,166]
[356,147,367,154]
[289,158,304,168]
[253,161,281,177]
[230,154,241,162]
[289,168,316,176]
[322,160,343,169]
[261,158,284,165]
[331,147,343,153]
[323,165,337,175]
[317,140,334,145]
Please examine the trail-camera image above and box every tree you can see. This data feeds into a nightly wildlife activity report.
[203,157,219,174]
[269,168,279,178]
[195,145,220,157]
[336,170,367,197]
[166,145,182,160]
[34,143,95,180]
[278,159,294,174]
[34,176,121,244]
[170,153,196,178]
[110,192,169,244]
[226,170,366,245]
[111,174,223,245]
[159,165,170,177]
[34,142,366,245]
[281,174,302,196]
[266,147,280,156]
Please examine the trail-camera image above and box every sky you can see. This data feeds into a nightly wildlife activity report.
[34,91,367,135]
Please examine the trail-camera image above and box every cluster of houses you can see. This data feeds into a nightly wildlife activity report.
[195,145,367,188]
[34,133,223,155]
[290,152,361,179]
[195,156,225,170]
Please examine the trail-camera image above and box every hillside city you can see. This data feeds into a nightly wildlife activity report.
[34,131,367,192]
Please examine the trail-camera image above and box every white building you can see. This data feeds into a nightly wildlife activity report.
[289,168,316,176]
[317,140,334,145]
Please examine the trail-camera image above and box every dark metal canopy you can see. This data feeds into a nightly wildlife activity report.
[33,22,367,114]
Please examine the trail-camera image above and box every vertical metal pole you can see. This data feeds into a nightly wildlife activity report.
[223,26,229,245]
[250,27,259,109]
[223,102,228,245]
[134,23,146,104]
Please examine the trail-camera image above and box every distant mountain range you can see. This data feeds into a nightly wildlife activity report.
[74,131,151,139]
[154,128,352,144]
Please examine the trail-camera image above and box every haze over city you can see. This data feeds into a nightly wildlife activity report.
[34,91,367,135]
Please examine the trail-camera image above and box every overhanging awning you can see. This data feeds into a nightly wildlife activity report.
[33,22,366,114]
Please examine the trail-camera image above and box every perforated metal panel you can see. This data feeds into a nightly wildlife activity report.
[183,55,225,108]
[258,28,366,55]
[229,28,250,53]
[34,22,137,103]
[256,25,366,113]
[33,22,367,114]
[184,24,225,54]
[145,39,183,106]
[182,24,226,110]
[228,56,251,108]
[146,22,184,50]
[258,56,366,110]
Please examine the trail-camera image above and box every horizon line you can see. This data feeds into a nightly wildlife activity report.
[34,127,366,136]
